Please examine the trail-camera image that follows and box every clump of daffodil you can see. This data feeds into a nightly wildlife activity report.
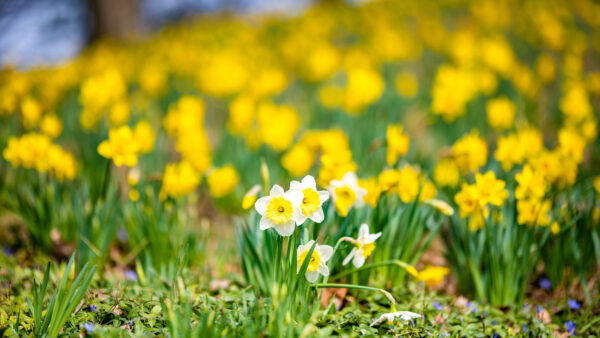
[255,184,303,236]
[451,130,488,174]
[386,124,410,166]
[342,223,382,268]
[455,171,507,231]
[297,240,333,283]
[290,175,329,224]
[3,132,77,181]
[40,114,63,139]
[207,164,240,198]
[514,165,552,226]
[97,125,140,167]
[328,172,367,217]
[433,159,460,188]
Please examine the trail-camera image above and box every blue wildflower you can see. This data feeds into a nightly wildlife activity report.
[522,323,528,333]
[125,269,138,282]
[565,320,576,335]
[467,302,478,313]
[83,323,94,332]
[536,305,544,314]
[433,301,443,311]
[539,278,551,290]
[491,319,497,326]
[89,305,98,312]
[568,299,580,310]
[492,334,499,338]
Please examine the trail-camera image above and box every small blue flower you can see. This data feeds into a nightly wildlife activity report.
[565,320,576,335]
[467,302,478,313]
[492,334,499,338]
[539,278,552,290]
[2,245,13,257]
[83,323,94,332]
[522,323,528,333]
[536,305,544,314]
[117,229,128,242]
[491,319,497,326]
[125,269,138,282]
[433,301,443,311]
[568,299,580,310]
[89,305,98,312]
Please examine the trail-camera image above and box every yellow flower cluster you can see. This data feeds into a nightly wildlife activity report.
[385,124,410,166]
[79,69,128,129]
[97,121,155,167]
[515,165,551,226]
[373,166,437,205]
[280,129,355,185]
[3,133,76,181]
[455,171,507,231]
[207,165,240,198]
[494,127,543,171]
[451,131,488,174]
[228,99,300,152]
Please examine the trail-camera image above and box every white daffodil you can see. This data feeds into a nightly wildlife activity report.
[328,172,367,217]
[343,223,382,268]
[290,175,330,225]
[255,184,303,236]
[370,310,422,327]
[297,240,333,283]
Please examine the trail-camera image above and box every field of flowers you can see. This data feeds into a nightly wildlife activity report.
[1,0,600,336]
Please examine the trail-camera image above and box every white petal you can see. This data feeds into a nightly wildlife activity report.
[305,270,319,283]
[290,181,302,190]
[358,223,370,239]
[317,245,334,261]
[342,172,357,184]
[353,251,365,268]
[309,208,325,223]
[301,175,317,189]
[294,208,307,225]
[274,221,295,237]
[342,248,357,266]
[318,190,330,203]
[397,311,422,321]
[285,189,303,207]
[317,262,329,276]
[366,232,382,242]
[370,315,386,327]
[270,184,284,196]
[259,217,275,230]
[354,187,367,207]
[254,196,271,215]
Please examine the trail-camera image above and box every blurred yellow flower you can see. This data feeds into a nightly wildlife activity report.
[108,99,131,126]
[386,124,410,166]
[395,72,418,98]
[281,144,315,177]
[133,120,156,154]
[433,159,459,188]
[40,114,63,139]
[21,97,42,129]
[452,131,488,174]
[97,126,139,167]
[207,164,240,198]
[160,161,200,199]
[359,177,381,208]
[486,97,515,131]
[413,266,450,287]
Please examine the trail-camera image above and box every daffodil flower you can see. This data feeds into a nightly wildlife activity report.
[343,223,381,268]
[370,310,421,327]
[422,199,455,216]
[255,184,303,236]
[328,172,367,217]
[297,240,333,283]
[290,175,329,224]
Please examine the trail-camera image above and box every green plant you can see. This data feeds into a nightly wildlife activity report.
[27,252,96,337]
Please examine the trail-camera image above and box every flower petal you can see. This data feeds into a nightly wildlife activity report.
[317,245,334,261]
[285,189,303,206]
[255,196,271,215]
[305,270,319,283]
[301,175,317,189]
[309,208,325,223]
[259,217,274,231]
[343,248,357,266]
[274,221,295,237]
[290,181,302,190]
[353,251,365,268]
[270,184,285,196]
[358,223,370,239]
[318,190,330,203]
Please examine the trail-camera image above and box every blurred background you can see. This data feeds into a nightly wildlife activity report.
[0,0,317,68]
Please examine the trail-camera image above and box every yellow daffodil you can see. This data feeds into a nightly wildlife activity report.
[97,126,139,167]
[328,172,367,217]
[207,165,240,198]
